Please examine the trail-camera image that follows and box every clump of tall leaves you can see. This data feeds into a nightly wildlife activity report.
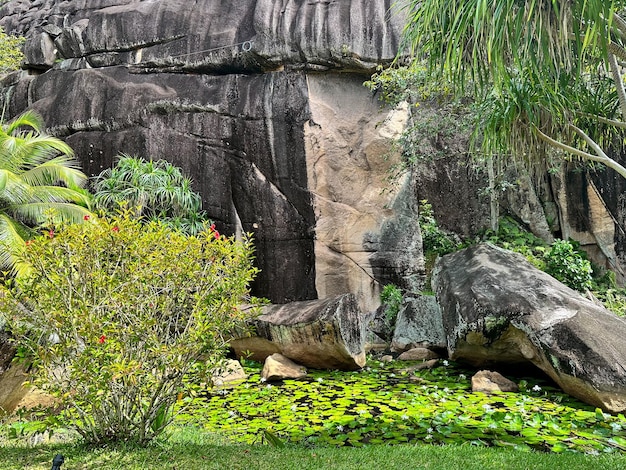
[0,26,24,75]
[1,211,259,445]
[92,155,207,235]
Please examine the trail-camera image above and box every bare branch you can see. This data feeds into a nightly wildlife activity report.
[533,124,626,179]
[608,51,626,120]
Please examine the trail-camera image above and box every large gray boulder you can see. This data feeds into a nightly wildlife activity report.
[391,295,446,352]
[432,243,626,413]
[231,294,366,371]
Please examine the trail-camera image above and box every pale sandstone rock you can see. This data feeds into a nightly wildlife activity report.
[261,353,307,382]
[231,294,366,371]
[211,359,247,388]
[471,370,519,393]
[397,347,440,362]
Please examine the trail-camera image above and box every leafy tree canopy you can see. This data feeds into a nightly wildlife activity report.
[0,26,24,75]
[399,0,626,178]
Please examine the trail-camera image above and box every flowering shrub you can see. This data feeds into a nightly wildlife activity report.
[2,211,259,445]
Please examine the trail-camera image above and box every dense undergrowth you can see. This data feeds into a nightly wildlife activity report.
[175,360,626,455]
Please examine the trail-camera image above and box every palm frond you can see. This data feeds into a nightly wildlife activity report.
[2,110,44,136]
[20,156,87,188]
[0,213,32,276]
[11,202,92,226]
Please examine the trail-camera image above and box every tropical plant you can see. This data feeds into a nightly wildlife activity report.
[0,26,24,76]
[380,283,403,325]
[399,0,626,179]
[544,239,593,291]
[0,111,92,277]
[1,211,259,445]
[92,155,207,235]
[418,200,458,256]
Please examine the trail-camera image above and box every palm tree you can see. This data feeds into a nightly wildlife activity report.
[400,0,626,178]
[92,154,207,235]
[0,110,92,276]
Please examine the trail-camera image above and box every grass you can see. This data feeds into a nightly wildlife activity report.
[2,426,626,470]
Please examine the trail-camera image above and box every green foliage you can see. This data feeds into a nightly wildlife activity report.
[594,287,626,317]
[483,217,548,269]
[92,155,207,235]
[1,211,259,445]
[380,284,403,324]
[365,60,472,168]
[544,239,593,292]
[0,26,24,75]
[0,111,92,277]
[399,0,626,178]
[484,218,593,291]
[418,200,458,256]
[177,360,626,454]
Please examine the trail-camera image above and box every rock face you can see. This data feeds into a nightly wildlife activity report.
[391,295,446,352]
[432,243,626,413]
[0,0,417,309]
[231,294,366,370]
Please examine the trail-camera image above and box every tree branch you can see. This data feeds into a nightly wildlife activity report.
[608,51,626,120]
[533,124,626,179]
[577,112,626,129]
[612,13,626,39]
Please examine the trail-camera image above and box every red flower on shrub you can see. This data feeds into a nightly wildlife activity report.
[48,230,54,238]
[98,335,106,344]
[83,214,90,221]
[214,231,220,239]
[25,240,33,247]
[112,226,119,233]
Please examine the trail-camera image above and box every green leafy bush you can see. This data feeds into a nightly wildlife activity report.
[380,284,403,325]
[483,217,548,270]
[418,200,458,256]
[544,239,593,292]
[92,155,207,235]
[1,211,259,445]
[0,26,24,75]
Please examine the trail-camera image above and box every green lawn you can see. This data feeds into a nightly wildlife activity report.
[1,426,626,470]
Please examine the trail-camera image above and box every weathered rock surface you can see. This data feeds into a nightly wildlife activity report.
[231,294,366,371]
[397,347,440,362]
[391,295,446,352]
[432,243,626,413]
[471,370,519,394]
[0,0,419,309]
[261,353,307,382]
[0,333,28,414]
